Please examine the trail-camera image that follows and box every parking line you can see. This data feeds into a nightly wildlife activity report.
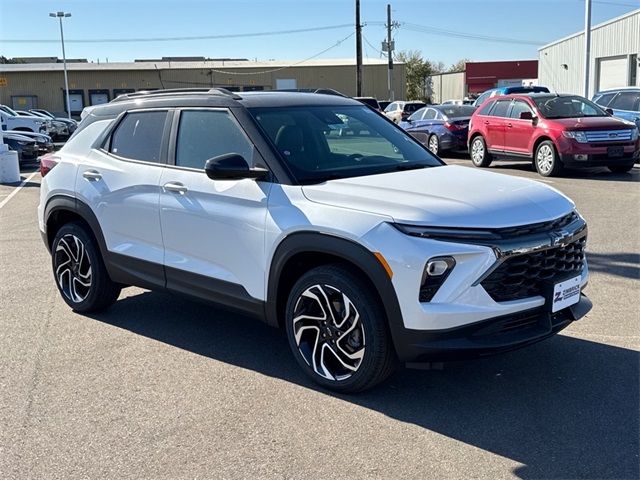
[0,171,39,210]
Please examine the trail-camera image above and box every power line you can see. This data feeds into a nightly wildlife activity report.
[1,24,353,44]
[185,32,355,77]
[362,34,384,57]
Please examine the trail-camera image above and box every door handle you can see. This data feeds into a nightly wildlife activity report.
[507,123,513,128]
[82,170,102,181]
[484,121,490,125]
[163,182,188,194]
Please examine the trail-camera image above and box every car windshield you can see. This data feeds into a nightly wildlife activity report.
[250,105,442,184]
[533,96,607,119]
[0,105,19,116]
[437,105,476,118]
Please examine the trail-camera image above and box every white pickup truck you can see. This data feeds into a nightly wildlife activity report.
[0,105,50,134]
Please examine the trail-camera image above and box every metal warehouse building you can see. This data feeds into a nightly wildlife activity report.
[0,58,405,116]
[538,9,640,97]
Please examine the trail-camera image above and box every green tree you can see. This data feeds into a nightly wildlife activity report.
[395,50,435,101]
[448,58,469,73]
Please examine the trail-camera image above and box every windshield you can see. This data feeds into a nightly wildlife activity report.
[438,105,476,118]
[0,105,19,116]
[533,96,607,119]
[250,105,442,184]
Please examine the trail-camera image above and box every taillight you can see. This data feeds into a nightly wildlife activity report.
[444,122,463,131]
[40,154,59,177]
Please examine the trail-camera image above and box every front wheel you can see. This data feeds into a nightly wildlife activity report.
[52,222,121,312]
[535,140,563,177]
[285,264,396,393]
[470,135,492,167]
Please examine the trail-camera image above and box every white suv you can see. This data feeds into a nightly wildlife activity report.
[38,89,592,392]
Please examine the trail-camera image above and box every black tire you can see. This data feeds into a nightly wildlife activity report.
[285,264,396,393]
[428,134,440,155]
[469,135,492,167]
[534,140,563,177]
[608,163,634,174]
[51,222,121,313]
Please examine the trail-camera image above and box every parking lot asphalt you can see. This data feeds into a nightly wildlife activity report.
[0,159,638,479]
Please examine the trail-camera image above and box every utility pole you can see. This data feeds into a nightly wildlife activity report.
[386,4,394,101]
[50,11,72,120]
[355,0,363,96]
[583,0,592,97]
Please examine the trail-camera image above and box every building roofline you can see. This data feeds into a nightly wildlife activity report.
[538,8,640,50]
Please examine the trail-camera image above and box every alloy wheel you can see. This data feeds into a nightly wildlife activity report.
[428,135,439,154]
[292,284,365,381]
[536,144,554,175]
[471,138,484,164]
[54,234,92,303]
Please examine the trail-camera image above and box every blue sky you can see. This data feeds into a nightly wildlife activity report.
[1,0,637,66]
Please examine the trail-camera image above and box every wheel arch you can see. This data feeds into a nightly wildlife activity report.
[531,135,558,160]
[266,232,403,334]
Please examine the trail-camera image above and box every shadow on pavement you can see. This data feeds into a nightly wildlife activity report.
[89,290,639,479]
[587,252,640,280]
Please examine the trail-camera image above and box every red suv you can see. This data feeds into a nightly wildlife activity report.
[468,93,639,176]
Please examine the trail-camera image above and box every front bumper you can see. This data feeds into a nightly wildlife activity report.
[391,293,592,362]
[557,136,639,167]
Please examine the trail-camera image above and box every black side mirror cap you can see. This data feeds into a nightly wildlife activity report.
[605,108,614,116]
[204,153,268,181]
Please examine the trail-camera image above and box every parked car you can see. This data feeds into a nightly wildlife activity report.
[378,100,391,111]
[29,108,78,136]
[468,93,639,176]
[15,110,67,139]
[399,104,476,155]
[383,100,426,123]
[0,105,50,134]
[472,86,550,108]
[592,87,640,129]
[2,131,39,162]
[441,99,464,105]
[39,88,592,392]
[354,97,381,111]
[7,129,54,154]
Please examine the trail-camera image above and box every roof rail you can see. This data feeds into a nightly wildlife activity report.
[111,87,242,103]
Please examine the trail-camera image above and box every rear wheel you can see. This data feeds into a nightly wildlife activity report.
[535,140,563,177]
[470,135,492,167]
[285,264,396,393]
[428,134,440,155]
[608,163,634,174]
[52,222,121,312]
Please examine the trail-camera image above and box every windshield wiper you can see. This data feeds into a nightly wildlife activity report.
[393,163,431,171]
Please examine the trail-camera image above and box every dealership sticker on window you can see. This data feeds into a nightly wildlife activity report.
[551,275,581,313]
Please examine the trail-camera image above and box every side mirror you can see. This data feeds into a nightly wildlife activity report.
[204,153,268,181]
[605,108,614,116]
[519,111,534,121]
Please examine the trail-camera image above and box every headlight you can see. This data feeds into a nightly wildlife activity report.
[393,223,501,241]
[631,128,639,141]
[562,131,588,143]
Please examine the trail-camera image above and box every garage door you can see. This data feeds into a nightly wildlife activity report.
[598,56,628,91]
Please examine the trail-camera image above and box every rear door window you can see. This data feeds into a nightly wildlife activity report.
[490,100,511,118]
[110,110,168,163]
[608,91,640,111]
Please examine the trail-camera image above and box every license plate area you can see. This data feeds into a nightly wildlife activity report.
[545,275,582,313]
[607,146,624,157]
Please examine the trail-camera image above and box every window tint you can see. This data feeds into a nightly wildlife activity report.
[478,101,494,115]
[509,101,533,119]
[175,110,254,169]
[593,92,616,107]
[423,109,437,120]
[609,91,640,111]
[404,103,426,113]
[408,107,426,121]
[490,100,511,117]
[110,111,167,162]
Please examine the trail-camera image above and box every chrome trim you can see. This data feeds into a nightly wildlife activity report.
[471,215,587,286]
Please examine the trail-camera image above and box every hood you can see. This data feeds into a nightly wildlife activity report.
[549,116,636,130]
[302,165,574,228]
[3,132,35,142]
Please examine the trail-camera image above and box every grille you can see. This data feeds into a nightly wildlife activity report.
[494,212,578,238]
[481,236,586,302]
[584,129,633,143]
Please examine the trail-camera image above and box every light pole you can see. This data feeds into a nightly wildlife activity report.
[50,11,72,120]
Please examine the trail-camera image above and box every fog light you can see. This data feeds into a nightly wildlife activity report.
[574,154,589,161]
[420,256,456,302]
